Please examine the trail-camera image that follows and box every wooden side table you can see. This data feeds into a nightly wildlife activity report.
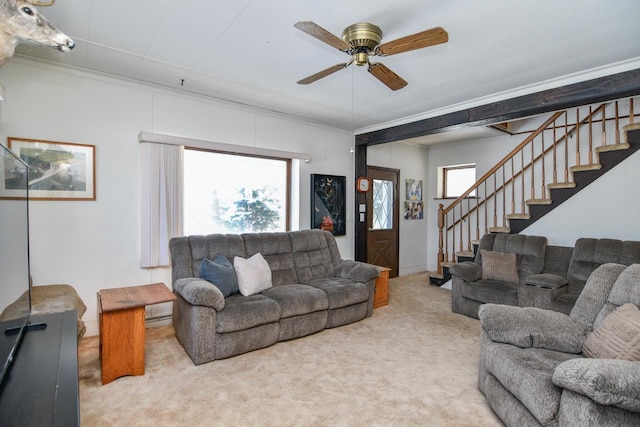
[373,266,390,308]
[98,282,177,385]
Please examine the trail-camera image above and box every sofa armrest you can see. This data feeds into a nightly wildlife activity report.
[525,273,569,289]
[173,278,225,311]
[553,358,640,413]
[334,260,380,283]
[478,303,590,353]
[449,261,482,282]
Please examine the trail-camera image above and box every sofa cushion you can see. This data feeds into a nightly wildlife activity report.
[216,293,281,333]
[290,230,336,281]
[242,232,298,286]
[461,280,518,306]
[480,250,519,284]
[567,239,640,296]
[199,255,239,298]
[485,342,580,425]
[234,253,273,296]
[305,277,368,309]
[583,303,640,360]
[261,284,329,318]
[189,234,246,277]
[482,234,547,282]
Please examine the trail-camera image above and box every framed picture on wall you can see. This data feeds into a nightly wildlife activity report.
[311,174,346,235]
[404,179,423,220]
[406,179,422,201]
[1,137,96,200]
[404,201,424,220]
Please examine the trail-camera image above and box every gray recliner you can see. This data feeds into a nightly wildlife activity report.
[478,263,640,426]
[450,233,547,319]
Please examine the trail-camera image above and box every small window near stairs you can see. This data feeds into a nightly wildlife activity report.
[437,164,476,198]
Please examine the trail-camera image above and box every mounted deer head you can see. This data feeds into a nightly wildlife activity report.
[0,0,74,67]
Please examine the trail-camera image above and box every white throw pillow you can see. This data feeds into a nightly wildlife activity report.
[234,253,273,296]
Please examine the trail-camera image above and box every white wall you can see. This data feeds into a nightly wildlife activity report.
[425,132,640,270]
[0,59,356,336]
[368,141,430,275]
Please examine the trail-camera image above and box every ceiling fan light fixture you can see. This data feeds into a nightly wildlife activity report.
[354,52,368,66]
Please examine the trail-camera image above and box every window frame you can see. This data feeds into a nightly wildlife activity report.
[441,163,477,199]
[184,146,292,232]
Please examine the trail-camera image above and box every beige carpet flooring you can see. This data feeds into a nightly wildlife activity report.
[78,273,502,426]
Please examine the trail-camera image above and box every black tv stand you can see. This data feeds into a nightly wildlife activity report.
[0,311,79,426]
[4,321,47,336]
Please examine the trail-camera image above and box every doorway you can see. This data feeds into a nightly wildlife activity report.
[366,166,400,278]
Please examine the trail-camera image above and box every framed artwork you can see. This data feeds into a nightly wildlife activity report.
[406,179,422,201]
[311,174,346,235]
[405,179,423,220]
[2,137,96,200]
[404,201,424,220]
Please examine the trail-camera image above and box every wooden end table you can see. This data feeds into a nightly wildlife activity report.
[373,266,390,308]
[98,282,177,385]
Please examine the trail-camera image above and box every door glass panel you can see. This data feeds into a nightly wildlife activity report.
[372,179,393,230]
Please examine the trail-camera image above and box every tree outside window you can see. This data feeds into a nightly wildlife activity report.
[184,149,289,235]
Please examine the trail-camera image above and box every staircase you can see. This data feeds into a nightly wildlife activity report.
[430,97,640,285]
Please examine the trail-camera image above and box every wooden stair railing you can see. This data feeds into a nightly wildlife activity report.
[435,97,637,276]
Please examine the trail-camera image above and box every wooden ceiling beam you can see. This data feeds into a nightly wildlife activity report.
[355,68,640,146]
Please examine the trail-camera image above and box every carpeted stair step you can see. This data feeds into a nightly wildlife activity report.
[428,267,451,286]
[570,163,601,173]
[547,182,576,189]
[595,143,630,153]
[505,213,531,220]
[624,122,640,138]
[455,251,475,258]
[456,251,475,264]
[525,198,552,205]
[488,226,510,233]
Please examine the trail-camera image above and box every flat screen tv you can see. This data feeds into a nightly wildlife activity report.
[0,143,31,387]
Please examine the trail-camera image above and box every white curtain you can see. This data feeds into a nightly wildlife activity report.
[140,143,184,267]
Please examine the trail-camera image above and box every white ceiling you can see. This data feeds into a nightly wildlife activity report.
[15,0,640,139]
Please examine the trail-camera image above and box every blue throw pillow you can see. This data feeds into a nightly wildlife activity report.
[199,255,239,298]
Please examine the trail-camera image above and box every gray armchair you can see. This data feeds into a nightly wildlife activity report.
[478,263,640,426]
[450,233,547,319]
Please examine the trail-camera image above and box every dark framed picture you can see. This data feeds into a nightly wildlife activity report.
[2,137,96,201]
[311,174,346,235]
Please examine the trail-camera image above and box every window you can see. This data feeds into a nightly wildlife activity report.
[183,149,290,235]
[439,164,476,198]
[372,179,394,230]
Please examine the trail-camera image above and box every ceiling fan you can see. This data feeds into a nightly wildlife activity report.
[294,21,448,91]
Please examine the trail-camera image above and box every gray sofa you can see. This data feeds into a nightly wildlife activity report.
[169,229,380,365]
[450,234,640,318]
[523,238,640,314]
[478,263,640,426]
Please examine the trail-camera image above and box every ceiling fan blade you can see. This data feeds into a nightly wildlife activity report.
[368,63,408,91]
[294,21,351,52]
[297,63,348,85]
[376,27,448,56]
